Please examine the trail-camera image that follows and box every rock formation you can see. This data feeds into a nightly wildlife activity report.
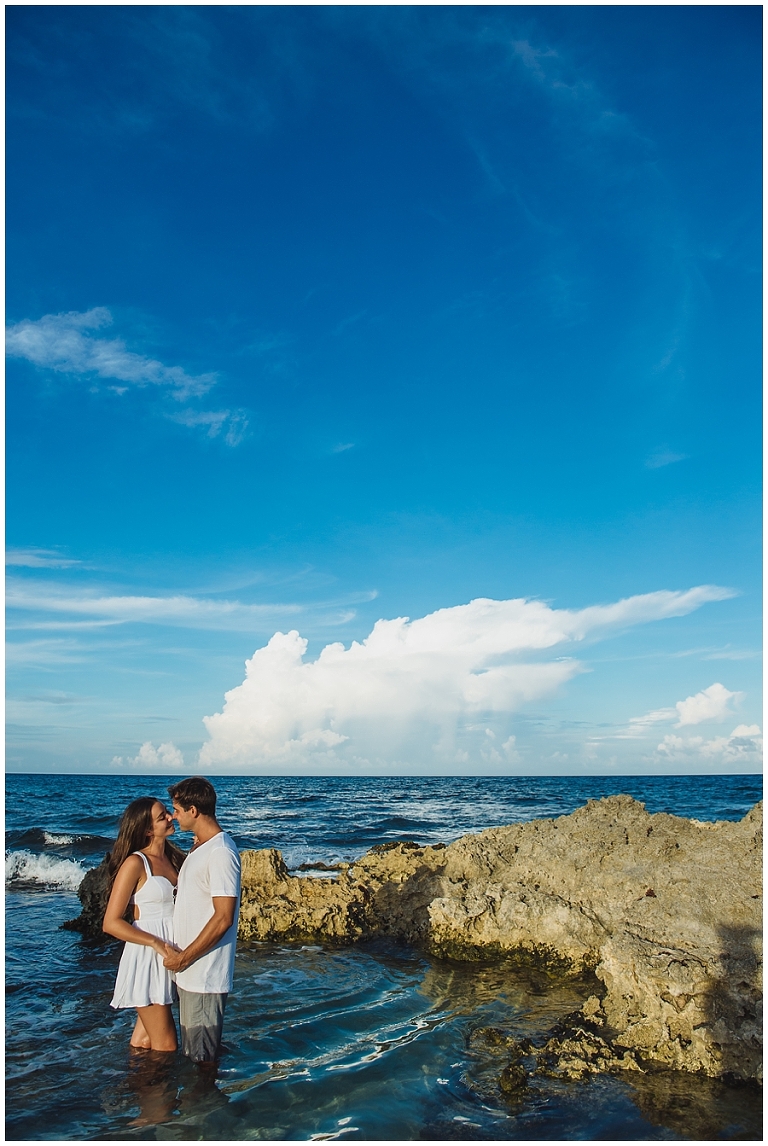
[64,795,762,1081]
[236,796,762,1081]
[61,855,109,934]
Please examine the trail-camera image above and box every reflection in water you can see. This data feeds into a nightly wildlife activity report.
[125,1051,179,1128]
[99,1050,231,1138]
[100,1050,179,1127]
[624,1069,763,1141]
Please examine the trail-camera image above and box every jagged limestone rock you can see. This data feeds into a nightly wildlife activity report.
[237,848,373,942]
[533,1003,645,1079]
[237,796,762,1080]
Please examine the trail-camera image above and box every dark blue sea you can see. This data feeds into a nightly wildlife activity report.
[5,773,763,1141]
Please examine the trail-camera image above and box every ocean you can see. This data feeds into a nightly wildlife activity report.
[5,772,763,1141]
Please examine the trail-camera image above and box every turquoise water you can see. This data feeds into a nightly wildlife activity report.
[5,773,763,1140]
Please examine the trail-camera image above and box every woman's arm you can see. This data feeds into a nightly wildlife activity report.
[102,855,169,956]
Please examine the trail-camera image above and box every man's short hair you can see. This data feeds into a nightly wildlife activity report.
[168,776,217,818]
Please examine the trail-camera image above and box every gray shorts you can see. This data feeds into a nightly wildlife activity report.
[178,988,228,1063]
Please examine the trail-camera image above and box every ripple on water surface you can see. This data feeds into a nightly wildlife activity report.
[7,918,763,1141]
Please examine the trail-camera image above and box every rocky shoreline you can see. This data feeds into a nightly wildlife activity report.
[65,794,762,1083]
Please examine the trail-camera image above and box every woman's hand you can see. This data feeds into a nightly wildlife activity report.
[151,938,180,957]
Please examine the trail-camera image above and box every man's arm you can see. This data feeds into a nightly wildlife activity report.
[163,896,237,973]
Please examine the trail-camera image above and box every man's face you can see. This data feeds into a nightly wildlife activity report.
[172,800,197,833]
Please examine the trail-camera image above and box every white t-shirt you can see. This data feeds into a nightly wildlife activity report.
[174,831,241,994]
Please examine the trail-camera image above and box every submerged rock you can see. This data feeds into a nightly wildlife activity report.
[533,1000,645,1079]
[498,1058,528,1098]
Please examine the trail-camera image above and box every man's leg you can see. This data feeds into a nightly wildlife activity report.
[177,988,228,1063]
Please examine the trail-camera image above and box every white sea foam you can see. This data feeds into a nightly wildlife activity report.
[5,849,85,890]
[43,831,79,845]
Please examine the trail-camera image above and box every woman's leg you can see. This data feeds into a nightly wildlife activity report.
[134,1004,177,1053]
[130,1014,151,1049]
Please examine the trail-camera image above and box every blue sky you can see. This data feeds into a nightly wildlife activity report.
[6,5,762,776]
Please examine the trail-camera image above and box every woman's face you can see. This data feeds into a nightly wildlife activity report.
[148,801,174,841]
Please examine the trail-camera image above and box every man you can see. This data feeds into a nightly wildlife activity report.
[163,776,241,1066]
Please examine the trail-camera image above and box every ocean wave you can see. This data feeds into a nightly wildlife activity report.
[5,849,85,891]
[5,828,113,856]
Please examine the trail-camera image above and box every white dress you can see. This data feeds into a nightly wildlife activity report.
[110,851,176,1009]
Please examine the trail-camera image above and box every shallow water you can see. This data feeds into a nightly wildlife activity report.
[5,773,763,1140]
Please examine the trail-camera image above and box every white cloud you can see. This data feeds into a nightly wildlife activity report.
[626,706,677,734]
[199,586,733,769]
[5,639,87,666]
[501,735,519,759]
[656,725,762,766]
[479,732,522,767]
[112,741,185,771]
[169,408,249,447]
[6,308,216,400]
[6,548,80,569]
[6,580,303,630]
[674,682,741,727]
[562,584,735,639]
[627,681,742,737]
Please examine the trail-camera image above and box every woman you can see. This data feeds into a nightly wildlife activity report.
[103,797,185,1052]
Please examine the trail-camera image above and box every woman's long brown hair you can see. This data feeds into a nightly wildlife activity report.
[106,796,185,892]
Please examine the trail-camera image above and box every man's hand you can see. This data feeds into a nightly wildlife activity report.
[163,948,187,972]
[163,897,236,974]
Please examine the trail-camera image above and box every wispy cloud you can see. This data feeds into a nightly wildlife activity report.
[6,308,216,400]
[6,548,80,569]
[200,585,734,768]
[333,310,368,337]
[645,448,688,470]
[669,645,762,661]
[625,706,677,734]
[6,307,254,447]
[510,39,558,83]
[5,639,88,666]
[168,408,249,447]
[10,692,85,705]
[6,580,304,631]
[558,585,736,642]
[503,33,634,138]
[6,619,123,632]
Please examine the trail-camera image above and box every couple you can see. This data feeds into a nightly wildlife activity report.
[103,777,241,1064]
